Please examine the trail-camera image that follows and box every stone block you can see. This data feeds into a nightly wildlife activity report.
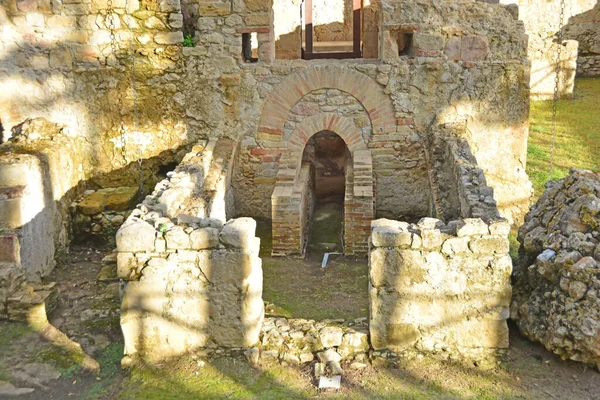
[198,2,231,16]
[190,227,219,249]
[469,236,509,254]
[319,326,343,348]
[103,187,138,211]
[245,13,271,27]
[413,34,444,51]
[116,218,156,252]
[385,323,420,349]
[219,218,256,249]
[0,199,23,229]
[154,32,184,45]
[461,36,488,61]
[371,227,412,248]
[0,163,29,187]
[245,0,271,11]
[456,218,489,237]
[0,235,20,265]
[78,192,105,215]
[165,227,190,249]
[441,237,470,255]
[117,252,137,280]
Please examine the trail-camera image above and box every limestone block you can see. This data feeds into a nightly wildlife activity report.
[319,326,343,348]
[469,236,509,254]
[219,218,256,249]
[441,237,470,255]
[489,220,511,236]
[165,227,190,249]
[0,163,29,187]
[536,249,558,281]
[116,218,156,252]
[155,32,184,45]
[385,323,420,350]
[117,252,137,280]
[245,13,270,27]
[203,250,257,286]
[159,0,179,12]
[339,329,369,356]
[449,319,508,349]
[190,228,219,249]
[370,248,425,288]
[371,226,412,248]
[121,280,210,363]
[420,229,443,250]
[456,218,489,237]
[317,348,341,363]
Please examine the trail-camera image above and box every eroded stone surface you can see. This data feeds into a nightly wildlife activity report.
[513,169,600,370]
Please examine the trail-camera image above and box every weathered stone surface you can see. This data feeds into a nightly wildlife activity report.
[513,169,600,369]
[78,192,105,215]
[319,326,343,348]
[190,228,219,249]
[219,218,256,249]
[116,219,156,252]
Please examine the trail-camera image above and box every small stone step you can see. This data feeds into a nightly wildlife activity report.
[7,282,59,325]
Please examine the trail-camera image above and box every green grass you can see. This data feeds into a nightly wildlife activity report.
[527,78,600,198]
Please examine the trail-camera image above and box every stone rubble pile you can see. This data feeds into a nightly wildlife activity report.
[250,317,370,372]
[513,169,600,369]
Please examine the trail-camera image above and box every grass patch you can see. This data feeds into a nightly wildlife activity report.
[527,78,600,198]
[84,342,125,399]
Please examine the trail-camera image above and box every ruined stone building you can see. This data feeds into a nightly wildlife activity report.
[0,0,567,364]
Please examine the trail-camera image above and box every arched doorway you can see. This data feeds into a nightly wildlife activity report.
[302,130,351,255]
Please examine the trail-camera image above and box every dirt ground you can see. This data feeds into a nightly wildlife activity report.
[1,241,599,399]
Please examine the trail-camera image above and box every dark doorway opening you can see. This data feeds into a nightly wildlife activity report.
[302,130,351,255]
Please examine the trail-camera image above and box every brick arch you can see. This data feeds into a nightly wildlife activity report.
[276,113,368,185]
[259,66,396,138]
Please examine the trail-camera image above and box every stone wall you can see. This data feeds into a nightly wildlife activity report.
[564,1,600,77]
[116,139,262,364]
[1,0,533,271]
[513,169,600,369]
[369,216,512,362]
[119,216,263,364]
[500,0,597,98]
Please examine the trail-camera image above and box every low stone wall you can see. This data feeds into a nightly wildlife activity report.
[118,216,263,364]
[253,317,370,367]
[117,138,263,364]
[577,54,600,77]
[513,169,600,369]
[369,217,512,363]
